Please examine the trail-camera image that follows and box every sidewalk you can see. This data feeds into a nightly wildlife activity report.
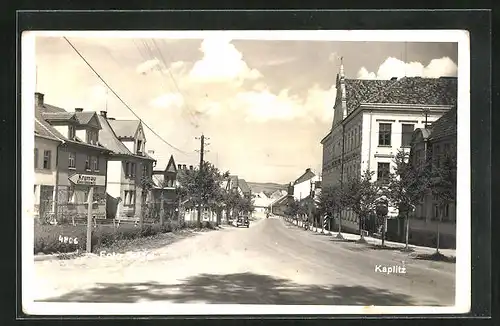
[282,217,456,259]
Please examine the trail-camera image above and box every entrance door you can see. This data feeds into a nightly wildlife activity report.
[39,185,55,222]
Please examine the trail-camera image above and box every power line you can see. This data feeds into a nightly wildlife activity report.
[63,36,188,155]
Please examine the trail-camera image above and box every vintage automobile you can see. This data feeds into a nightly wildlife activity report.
[236,215,250,228]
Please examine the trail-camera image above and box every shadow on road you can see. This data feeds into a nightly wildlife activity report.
[38,272,439,305]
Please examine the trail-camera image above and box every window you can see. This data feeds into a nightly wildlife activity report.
[68,125,75,140]
[377,162,390,182]
[434,145,441,168]
[401,124,414,147]
[43,150,51,169]
[137,140,143,154]
[142,164,148,177]
[378,123,392,146]
[444,143,451,157]
[85,155,91,170]
[68,152,76,169]
[92,156,99,171]
[86,129,98,145]
[67,186,75,203]
[124,190,136,205]
[433,204,439,219]
[131,163,136,177]
[125,162,130,177]
[34,148,38,169]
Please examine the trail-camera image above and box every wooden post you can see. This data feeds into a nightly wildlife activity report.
[86,186,94,253]
[160,192,165,225]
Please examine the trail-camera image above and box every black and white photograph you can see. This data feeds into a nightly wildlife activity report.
[22,29,470,315]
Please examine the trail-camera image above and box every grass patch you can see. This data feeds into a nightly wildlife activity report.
[34,220,217,255]
[414,252,456,263]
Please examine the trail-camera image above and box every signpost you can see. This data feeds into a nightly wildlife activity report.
[69,173,106,253]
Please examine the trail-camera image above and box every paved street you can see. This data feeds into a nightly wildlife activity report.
[34,216,455,306]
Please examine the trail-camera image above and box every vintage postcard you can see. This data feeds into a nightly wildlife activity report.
[22,29,470,315]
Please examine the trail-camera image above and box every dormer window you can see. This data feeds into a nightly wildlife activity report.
[137,140,143,155]
[86,129,98,145]
[68,125,76,140]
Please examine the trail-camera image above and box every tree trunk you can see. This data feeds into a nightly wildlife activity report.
[336,209,343,239]
[321,214,324,233]
[405,213,410,250]
[381,216,386,247]
[436,206,441,254]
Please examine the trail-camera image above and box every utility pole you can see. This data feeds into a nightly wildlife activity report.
[195,134,210,223]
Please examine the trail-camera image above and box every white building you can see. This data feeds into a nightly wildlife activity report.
[292,168,321,202]
[321,62,457,232]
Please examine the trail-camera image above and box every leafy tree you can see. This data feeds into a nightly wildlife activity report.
[237,195,255,215]
[343,169,382,242]
[386,149,431,250]
[429,149,457,253]
[319,183,348,237]
[177,161,230,223]
[284,199,300,221]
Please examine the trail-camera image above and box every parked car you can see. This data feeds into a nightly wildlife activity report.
[236,215,250,228]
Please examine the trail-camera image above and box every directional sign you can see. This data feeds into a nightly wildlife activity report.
[69,173,106,186]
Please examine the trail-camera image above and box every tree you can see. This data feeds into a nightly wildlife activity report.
[343,169,381,242]
[429,150,457,254]
[237,196,255,215]
[386,149,431,250]
[319,184,346,237]
[285,199,300,222]
[177,161,229,223]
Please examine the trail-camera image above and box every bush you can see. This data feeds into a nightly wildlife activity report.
[34,219,219,255]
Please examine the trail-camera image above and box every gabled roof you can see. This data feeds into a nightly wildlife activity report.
[34,113,64,142]
[108,120,141,139]
[38,103,67,113]
[238,179,251,194]
[270,194,289,206]
[343,76,457,113]
[293,168,316,185]
[428,106,457,141]
[165,155,177,173]
[75,112,100,127]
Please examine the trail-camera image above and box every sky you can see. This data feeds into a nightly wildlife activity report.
[34,34,458,184]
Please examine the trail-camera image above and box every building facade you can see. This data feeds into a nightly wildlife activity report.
[96,112,156,221]
[35,93,111,223]
[320,64,457,233]
[292,168,321,202]
[408,106,457,248]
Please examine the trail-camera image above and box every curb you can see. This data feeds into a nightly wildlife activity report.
[34,250,83,262]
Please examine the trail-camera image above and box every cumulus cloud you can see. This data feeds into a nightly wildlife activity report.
[357,56,457,80]
[150,93,184,108]
[189,37,262,84]
[136,58,161,75]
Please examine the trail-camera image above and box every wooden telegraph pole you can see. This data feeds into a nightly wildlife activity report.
[86,185,94,253]
[195,134,209,223]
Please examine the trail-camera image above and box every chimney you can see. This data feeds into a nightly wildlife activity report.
[182,164,187,170]
[306,168,311,173]
[177,164,182,170]
[35,92,44,107]
[189,165,193,170]
[75,108,84,112]
[100,111,107,118]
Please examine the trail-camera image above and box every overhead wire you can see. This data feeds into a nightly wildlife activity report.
[63,36,188,155]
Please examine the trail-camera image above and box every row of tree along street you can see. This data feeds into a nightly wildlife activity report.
[148,161,255,226]
[284,149,456,255]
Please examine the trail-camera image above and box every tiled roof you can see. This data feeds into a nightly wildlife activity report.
[34,116,64,142]
[75,112,98,126]
[41,112,77,122]
[96,115,135,156]
[238,179,251,194]
[344,77,457,113]
[39,103,67,113]
[429,106,457,141]
[293,169,316,185]
[108,120,140,139]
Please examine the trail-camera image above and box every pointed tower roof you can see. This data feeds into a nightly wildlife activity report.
[165,155,177,173]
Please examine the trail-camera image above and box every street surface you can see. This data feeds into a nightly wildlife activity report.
[34,216,455,305]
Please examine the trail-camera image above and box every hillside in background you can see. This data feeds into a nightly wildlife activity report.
[247,182,288,197]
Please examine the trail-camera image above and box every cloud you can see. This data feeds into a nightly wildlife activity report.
[136,58,161,75]
[188,37,262,84]
[357,56,458,80]
[263,57,297,66]
[150,93,184,108]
